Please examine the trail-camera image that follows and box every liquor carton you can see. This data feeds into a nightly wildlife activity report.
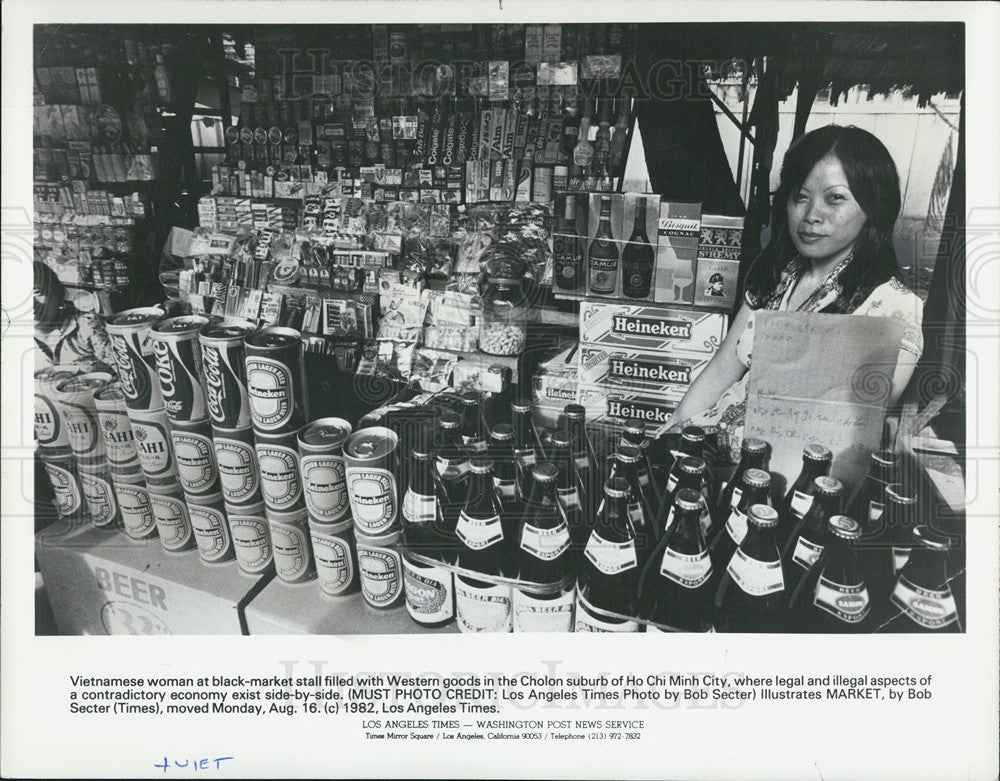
[35,520,271,635]
[654,201,701,304]
[577,344,708,396]
[577,383,678,434]
[244,578,457,634]
[579,301,728,355]
[694,214,744,310]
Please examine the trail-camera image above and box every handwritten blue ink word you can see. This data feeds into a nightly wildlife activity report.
[154,757,234,772]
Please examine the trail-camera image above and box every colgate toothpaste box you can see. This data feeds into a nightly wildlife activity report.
[579,301,727,355]
[578,383,677,435]
[577,344,707,396]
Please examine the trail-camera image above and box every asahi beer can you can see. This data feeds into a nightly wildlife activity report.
[225,501,274,576]
[186,492,235,564]
[200,320,256,430]
[255,430,305,513]
[40,451,85,520]
[265,507,316,584]
[114,481,157,540]
[52,372,115,466]
[78,463,122,529]
[128,407,180,487]
[34,367,77,454]
[169,418,220,497]
[150,315,211,423]
[245,327,306,434]
[403,552,455,627]
[106,307,165,411]
[308,517,359,597]
[213,425,262,507]
[93,384,141,472]
[298,418,352,524]
[355,527,404,609]
[343,426,400,536]
[147,484,196,552]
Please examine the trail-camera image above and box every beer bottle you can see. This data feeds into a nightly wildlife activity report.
[883,483,920,577]
[708,468,771,579]
[714,504,787,633]
[510,397,539,498]
[435,408,469,543]
[401,437,448,560]
[716,437,769,521]
[776,444,832,549]
[489,424,525,566]
[513,463,575,632]
[587,194,620,296]
[548,430,588,559]
[562,403,597,506]
[575,478,642,632]
[846,449,898,527]
[781,476,843,598]
[458,389,488,453]
[621,421,659,504]
[553,193,583,292]
[657,456,713,539]
[622,196,654,299]
[603,445,659,547]
[664,425,708,497]
[644,488,714,632]
[881,525,962,633]
[788,516,873,633]
[455,457,513,632]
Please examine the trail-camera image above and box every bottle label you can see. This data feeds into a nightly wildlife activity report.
[814,576,870,624]
[584,532,637,575]
[513,589,574,632]
[790,490,813,519]
[573,592,639,633]
[557,486,582,512]
[627,502,646,531]
[890,575,959,630]
[730,486,743,509]
[403,558,454,624]
[436,457,469,480]
[402,491,437,525]
[456,511,504,551]
[726,549,784,597]
[665,474,679,495]
[455,581,512,633]
[659,548,712,589]
[791,536,825,571]
[868,500,885,524]
[494,477,518,503]
[662,506,675,535]
[725,507,748,545]
[892,546,912,574]
[520,521,570,561]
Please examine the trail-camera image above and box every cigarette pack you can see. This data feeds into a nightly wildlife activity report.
[579,300,728,355]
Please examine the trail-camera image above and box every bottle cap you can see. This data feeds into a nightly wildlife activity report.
[885,483,917,505]
[615,445,641,464]
[803,443,833,462]
[743,468,771,489]
[469,457,494,475]
[490,424,515,442]
[512,398,532,414]
[624,421,646,438]
[872,450,897,467]
[674,488,703,513]
[812,476,843,497]
[742,437,768,454]
[551,430,572,449]
[564,403,586,421]
[912,524,951,551]
[679,456,706,476]
[460,389,481,406]
[531,463,558,483]
[603,477,630,499]
[411,435,436,459]
[440,409,461,429]
[827,515,860,540]
[681,425,706,443]
[748,504,778,528]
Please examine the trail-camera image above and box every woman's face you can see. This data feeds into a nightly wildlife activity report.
[786,154,868,266]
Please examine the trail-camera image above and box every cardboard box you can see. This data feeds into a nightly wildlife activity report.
[244,578,457,634]
[577,344,706,397]
[579,301,728,355]
[35,520,271,635]
[577,384,678,434]
[693,257,740,310]
[654,201,701,304]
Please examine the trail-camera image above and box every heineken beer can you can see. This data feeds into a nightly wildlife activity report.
[200,320,256,430]
[355,527,404,609]
[213,425,262,507]
[265,507,316,584]
[40,451,86,521]
[169,418,220,497]
[186,492,235,564]
[255,430,305,513]
[114,480,157,540]
[245,327,306,434]
[150,315,211,423]
[344,427,400,536]
[225,501,274,576]
[298,417,352,524]
[147,484,196,552]
[77,462,122,529]
[106,307,165,411]
[309,517,360,597]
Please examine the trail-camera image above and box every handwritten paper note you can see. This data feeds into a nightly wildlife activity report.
[744,312,906,497]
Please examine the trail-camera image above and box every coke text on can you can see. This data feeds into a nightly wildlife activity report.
[105,307,165,411]
[200,320,256,429]
[150,315,211,423]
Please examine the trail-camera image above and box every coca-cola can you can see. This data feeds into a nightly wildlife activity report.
[147,484,196,552]
[309,517,360,597]
[343,426,400,536]
[52,372,116,466]
[212,425,262,507]
[265,507,317,584]
[298,417,352,524]
[186,492,235,564]
[169,418,220,497]
[113,481,157,540]
[150,315,211,423]
[200,320,256,430]
[245,327,306,434]
[225,501,274,576]
[355,527,404,609]
[255,430,305,513]
[106,307,165,411]
[77,462,122,529]
[93,384,141,473]
[39,450,86,521]
[128,407,180,487]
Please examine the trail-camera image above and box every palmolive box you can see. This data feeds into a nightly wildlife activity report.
[579,301,728,355]
[578,384,677,435]
[35,520,271,635]
[577,344,705,398]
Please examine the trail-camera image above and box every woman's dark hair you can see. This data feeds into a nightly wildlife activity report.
[742,125,905,313]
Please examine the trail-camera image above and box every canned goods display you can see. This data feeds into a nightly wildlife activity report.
[113,481,157,540]
[40,452,85,520]
[169,419,220,497]
[186,493,235,564]
[93,384,141,472]
[128,407,180,487]
[225,502,274,576]
[343,426,399,536]
[255,430,305,513]
[403,552,455,627]
[147,485,196,552]
[52,372,115,465]
[150,315,211,423]
[200,320,256,429]
[265,507,316,584]
[245,327,306,434]
[105,307,165,411]
[298,418,352,524]
[355,528,404,609]
[78,465,121,529]
[213,426,262,507]
[308,517,359,597]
